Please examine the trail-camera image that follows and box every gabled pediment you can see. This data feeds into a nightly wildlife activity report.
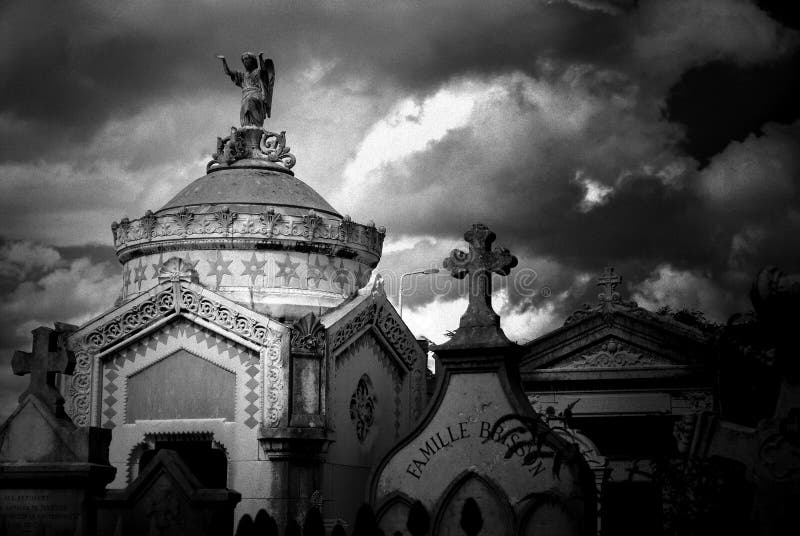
[322,278,425,373]
[521,311,711,375]
[69,281,287,357]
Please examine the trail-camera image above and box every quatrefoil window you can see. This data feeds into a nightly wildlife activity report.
[349,375,376,442]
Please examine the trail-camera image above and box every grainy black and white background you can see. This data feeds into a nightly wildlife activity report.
[1,0,798,420]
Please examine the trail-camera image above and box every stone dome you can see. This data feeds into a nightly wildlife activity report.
[159,168,340,217]
[112,132,384,321]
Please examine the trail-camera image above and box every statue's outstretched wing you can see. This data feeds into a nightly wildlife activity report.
[261,59,275,118]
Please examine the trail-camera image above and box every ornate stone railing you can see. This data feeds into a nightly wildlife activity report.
[112,208,385,263]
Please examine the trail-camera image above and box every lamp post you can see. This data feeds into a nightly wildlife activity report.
[399,268,441,317]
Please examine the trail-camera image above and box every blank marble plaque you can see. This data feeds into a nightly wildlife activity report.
[126,349,235,422]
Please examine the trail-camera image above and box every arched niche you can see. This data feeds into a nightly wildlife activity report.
[375,491,414,536]
[433,472,514,536]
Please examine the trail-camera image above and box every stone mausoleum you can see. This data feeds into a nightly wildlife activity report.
[55,100,428,527]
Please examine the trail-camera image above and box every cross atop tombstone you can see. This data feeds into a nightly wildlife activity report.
[11,325,76,416]
[597,266,622,303]
[441,224,517,347]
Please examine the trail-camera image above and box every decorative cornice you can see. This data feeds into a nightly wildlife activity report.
[112,208,385,265]
[72,282,283,354]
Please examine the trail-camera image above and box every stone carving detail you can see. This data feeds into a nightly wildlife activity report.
[560,340,657,369]
[67,342,93,426]
[212,207,238,232]
[157,257,199,283]
[264,342,285,427]
[207,126,297,171]
[564,266,646,325]
[140,210,158,239]
[260,207,282,237]
[350,374,376,442]
[112,210,384,259]
[260,130,296,168]
[377,305,419,369]
[84,289,175,350]
[179,287,278,346]
[290,313,325,358]
[331,303,378,350]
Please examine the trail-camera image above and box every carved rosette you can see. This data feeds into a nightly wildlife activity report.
[349,374,376,442]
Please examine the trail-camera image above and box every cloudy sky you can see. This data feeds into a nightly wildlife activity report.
[1,0,798,421]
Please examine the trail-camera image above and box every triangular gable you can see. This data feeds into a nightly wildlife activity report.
[322,279,425,373]
[521,309,711,375]
[70,281,287,356]
[64,281,287,427]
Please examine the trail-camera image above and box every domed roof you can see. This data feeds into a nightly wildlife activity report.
[158,167,340,217]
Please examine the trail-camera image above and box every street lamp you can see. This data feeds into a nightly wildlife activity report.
[399,268,442,317]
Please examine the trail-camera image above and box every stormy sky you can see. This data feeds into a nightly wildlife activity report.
[1,0,799,420]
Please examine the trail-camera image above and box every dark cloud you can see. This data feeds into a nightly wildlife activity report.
[664,51,800,166]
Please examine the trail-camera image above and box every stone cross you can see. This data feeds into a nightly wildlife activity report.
[597,266,621,303]
[12,326,75,414]
[443,223,517,330]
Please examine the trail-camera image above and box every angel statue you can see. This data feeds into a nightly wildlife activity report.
[217,52,275,127]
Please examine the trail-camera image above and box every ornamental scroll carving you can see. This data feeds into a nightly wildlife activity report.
[331,303,378,350]
[330,302,421,370]
[376,305,420,369]
[560,340,659,369]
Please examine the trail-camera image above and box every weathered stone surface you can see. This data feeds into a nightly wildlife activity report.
[1,326,116,535]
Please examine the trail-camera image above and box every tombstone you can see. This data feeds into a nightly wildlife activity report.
[95,449,241,535]
[370,224,596,535]
[0,325,116,535]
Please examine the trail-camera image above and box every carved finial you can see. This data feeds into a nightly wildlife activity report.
[597,266,622,303]
[12,325,76,416]
[439,224,517,348]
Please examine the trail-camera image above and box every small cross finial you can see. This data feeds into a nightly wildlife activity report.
[597,266,622,303]
[11,326,75,415]
[443,223,517,333]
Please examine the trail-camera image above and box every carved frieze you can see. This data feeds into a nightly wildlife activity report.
[112,209,385,263]
[557,340,667,369]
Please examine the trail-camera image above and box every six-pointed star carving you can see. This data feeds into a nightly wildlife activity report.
[306,255,329,288]
[275,254,301,285]
[133,260,148,290]
[207,250,234,288]
[241,252,267,283]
